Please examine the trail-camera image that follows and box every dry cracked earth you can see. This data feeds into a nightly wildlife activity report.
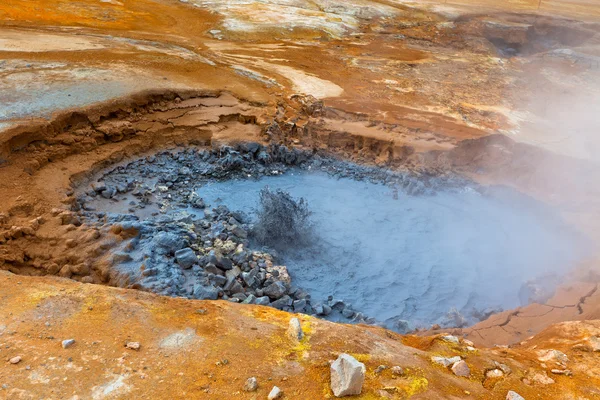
[1,0,600,399]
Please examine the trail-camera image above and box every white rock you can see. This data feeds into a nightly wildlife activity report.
[62,339,76,349]
[451,360,470,377]
[486,369,504,378]
[537,349,568,364]
[126,342,141,351]
[431,356,461,367]
[330,353,366,397]
[287,317,304,341]
[268,386,282,400]
[390,366,404,376]
[506,390,525,400]
[441,335,459,344]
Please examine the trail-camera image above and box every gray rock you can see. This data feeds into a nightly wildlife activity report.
[208,250,233,270]
[255,296,270,306]
[341,307,355,319]
[174,248,197,269]
[293,299,307,312]
[330,353,366,397]
[231,226,247,239]
[268,386,282,400]
[211,275,227,287]
[193,284,220,300]
[204,263,223,276]
[231,293,247,301]
[391,366,404,376]
[243,377,258,392]
[287,317,304,341]
[242,294,257,304]
[451,360,470,377]
[153,232,185,255]
[224,278,244,294]
[270,295,292,310]
[506,391,525,400]
[62,339,76,349]
[264,281,287,299]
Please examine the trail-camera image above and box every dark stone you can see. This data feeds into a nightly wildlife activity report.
[270,295,293,310]
[174,248,197,269]
[193,284,220,300]
[208,250,233,270]
[263,281,287,299]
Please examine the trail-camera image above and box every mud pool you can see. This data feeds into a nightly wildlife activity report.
[79,147,591,330]
[194,171,587,328]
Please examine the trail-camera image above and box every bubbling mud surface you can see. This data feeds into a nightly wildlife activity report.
[81,145,590,330]
[199,171,589,328]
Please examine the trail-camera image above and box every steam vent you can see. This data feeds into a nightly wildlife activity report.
[2,0,600,398]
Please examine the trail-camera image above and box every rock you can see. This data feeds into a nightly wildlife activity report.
[330,353,366,397]
[486,369,504,378]
[264,281,287,299]
[174,248,197,269]
[208,250,233,270]
[62,339,76,349]
[243,377,258,392]
[242,294,257,304]
[589,336,600,351]
[270,295,292,310]
[531,372,555,385]
[231,226,247,239]
[9,356,21,364]
[451,360,470,377]
[268,386,282,400]
[255,296,270,306]
[126,342,141,351]
[441,335,460,344]
[506,391,525,400]
[431,356,461,368]
[494,361,512,375]
[550,369,572,376]
[390,366,404,376]
[341,307,355,319]
[293,299,307,312]
[537,349,568,364]
[193,284,220,300]
[374,365,387,374]
[287,317,304,341]
[153,232,185,255]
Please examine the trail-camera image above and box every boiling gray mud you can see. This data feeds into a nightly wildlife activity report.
[78,145,590,331]
[198,171,587,329]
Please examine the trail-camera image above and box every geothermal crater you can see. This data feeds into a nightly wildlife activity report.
[78,144,588,331]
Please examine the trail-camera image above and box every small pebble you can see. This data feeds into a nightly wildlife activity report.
[62,339,76,349]
[126,342,141,351]
[9,356,21,364]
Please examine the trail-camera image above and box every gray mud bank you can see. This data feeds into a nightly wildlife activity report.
[75,144,590,331]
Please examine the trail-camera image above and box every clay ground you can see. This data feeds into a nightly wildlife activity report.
[1,0,600,398]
